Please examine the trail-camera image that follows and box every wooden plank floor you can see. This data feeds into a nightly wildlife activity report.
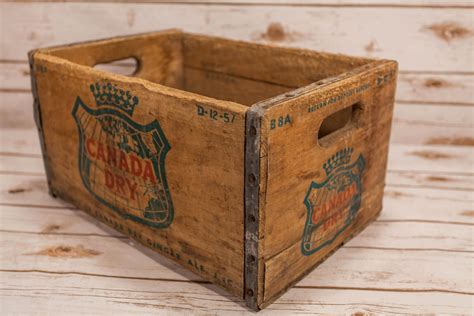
[1,1,473,314]
[1,127,472,314]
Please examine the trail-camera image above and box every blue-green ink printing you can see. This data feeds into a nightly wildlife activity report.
[301,147,365,256]
[72,82,174,228]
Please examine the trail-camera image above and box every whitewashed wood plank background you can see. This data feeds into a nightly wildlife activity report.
[0,3,472,72]
[0,1,473,145]
[0,141,472,314]
[0,1,473,314]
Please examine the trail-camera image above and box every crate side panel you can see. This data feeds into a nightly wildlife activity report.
[31,53,247,297]
[184,67,292,106]
[41,30,184,90]
[183,34,372,89]
[259,61,398,305]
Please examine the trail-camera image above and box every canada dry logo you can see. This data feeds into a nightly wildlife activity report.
[72,82,174,228]
[301,148,365,256]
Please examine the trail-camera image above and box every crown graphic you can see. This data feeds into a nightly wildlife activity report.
[90,82,138,116]
[323,147,354,176]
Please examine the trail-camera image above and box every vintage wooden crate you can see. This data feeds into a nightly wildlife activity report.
[28,29,397,310]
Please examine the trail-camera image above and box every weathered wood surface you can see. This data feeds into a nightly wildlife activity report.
[1,126,472,313]
[1,0,473,313]
[1,0,472,150]
[1,3,473,73]
[1,123,473,311]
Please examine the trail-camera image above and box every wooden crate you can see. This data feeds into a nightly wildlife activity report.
[28,29,398,310]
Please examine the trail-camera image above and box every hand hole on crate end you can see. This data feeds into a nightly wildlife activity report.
[94,57,140,76]
[317,102,363,146]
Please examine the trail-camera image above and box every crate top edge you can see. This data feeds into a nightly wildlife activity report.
[248,59,398,116]
[27,29,184,57]
[28,29,395,116]
[29,51,250,115]
[29,29,376,67]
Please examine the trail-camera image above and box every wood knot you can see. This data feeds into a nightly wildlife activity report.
[265,23,286,41]
[460,210,474,217]
[41,224,61,233]
[424,78,449,88]
[364,40,381,53]
[410,150,452,160]
[384,190,409,199]
[425,137,474,146]
[257,22,302,42]
[426,176,448,182]
[8,187,31,194]
[425,22,472,42]
[31,245,102,258]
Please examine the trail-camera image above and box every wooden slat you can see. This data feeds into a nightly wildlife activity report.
[0,230,203,282]
[387,144,474,173]
[386,170,473,190]
[1,3,472,72]
[390,103,474,145]
[0,200,472,311]
[3,62,473,104]
[0,204,471,312]
[0,93,35,130]
[295,247,472,291]
[1,177,471,313]
[381,187,473,223]
[1,271,470,314]
[396,72,474,105]
[0,229,471,289]
[0,129,41,155]
[4,0,474,6]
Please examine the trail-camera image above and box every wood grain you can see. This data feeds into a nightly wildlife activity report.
[31,32,249,297]
[1,3,473,71]
[1,139,472,313]
[1,271,470,314]
[1,2,473,313]
[1,183,472,313]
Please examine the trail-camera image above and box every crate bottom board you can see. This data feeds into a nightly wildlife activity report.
[47,179,383,311]
[48,184,246,299]
[258,206,383,310]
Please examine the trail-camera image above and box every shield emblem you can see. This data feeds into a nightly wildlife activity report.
[301,152,365,256]
[72,95,173,228]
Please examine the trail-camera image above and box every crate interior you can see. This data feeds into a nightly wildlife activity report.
[44,31,372,108]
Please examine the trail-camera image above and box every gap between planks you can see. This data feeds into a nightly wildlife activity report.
[1,269,472,297]
[1,270,471,314]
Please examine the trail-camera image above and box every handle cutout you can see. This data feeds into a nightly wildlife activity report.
[318,102,363,143]
[94,57,139,76]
